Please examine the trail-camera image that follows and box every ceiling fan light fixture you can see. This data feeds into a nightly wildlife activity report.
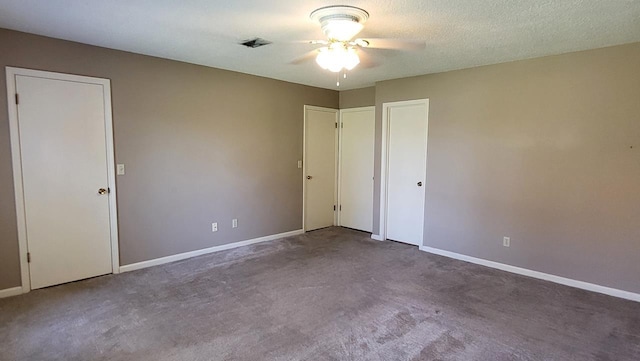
[315,45,360,73]
[343,47,360,70]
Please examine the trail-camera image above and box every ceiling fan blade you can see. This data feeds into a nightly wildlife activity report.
[289,50,318,65]
[358,38,426,51]
[357,49,379,69]
[291,40,329,45]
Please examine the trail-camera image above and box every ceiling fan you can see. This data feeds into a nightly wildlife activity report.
[293,5,425,84]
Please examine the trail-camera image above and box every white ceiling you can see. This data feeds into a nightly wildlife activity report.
[1,0,639,90]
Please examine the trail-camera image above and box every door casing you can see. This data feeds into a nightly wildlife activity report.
[6,67,120,293]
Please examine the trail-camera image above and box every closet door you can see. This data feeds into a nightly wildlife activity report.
[339,107,374,232]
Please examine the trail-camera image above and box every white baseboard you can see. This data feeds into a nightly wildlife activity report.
[0,286,23,299]
[120,229,304,273]
[371,234,384,241]
[419,245,640,303]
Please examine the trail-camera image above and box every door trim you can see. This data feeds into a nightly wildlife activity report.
[337,106,375,229]
[378,99,429,243]
[6,67,120,294]
[302,105,339,231]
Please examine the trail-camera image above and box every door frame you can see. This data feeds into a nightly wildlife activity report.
[6,67,120,293]
[337,106,375,228]
[302,105,339,231]
[378,99,429,242]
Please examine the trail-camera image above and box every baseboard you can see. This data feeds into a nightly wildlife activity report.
[419,245,640,303]
[0,286,23,299]
[371,234,384,241]
[120,229,304,273]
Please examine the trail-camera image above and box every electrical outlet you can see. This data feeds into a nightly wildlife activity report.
[232,219,238,228]
[297,160,303,169]
[211,222,218,232]
[503,237,510,247]
[116,163,125,175]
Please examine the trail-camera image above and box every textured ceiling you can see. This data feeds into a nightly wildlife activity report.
[0,0,639,90]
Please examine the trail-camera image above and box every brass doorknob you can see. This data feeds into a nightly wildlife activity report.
[417,182,422,187]
[98,188,107,195]
[307,176,313,180]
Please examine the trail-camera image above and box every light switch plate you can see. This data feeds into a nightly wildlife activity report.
[117,163,125,175]
[297,160,303,169]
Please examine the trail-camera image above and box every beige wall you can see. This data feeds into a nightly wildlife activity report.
[339,87,375,108]
[374,42,640,293]
[0,29,338,289]
[2,26,638,295]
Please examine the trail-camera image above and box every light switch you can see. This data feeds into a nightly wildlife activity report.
[117,164,125,175]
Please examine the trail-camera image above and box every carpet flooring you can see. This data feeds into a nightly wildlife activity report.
[1,227,639,360]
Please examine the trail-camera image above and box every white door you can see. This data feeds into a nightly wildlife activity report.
[304,106,338,231]
[339,107,374,232]
[384,100,429,246]
[12,72,114,289]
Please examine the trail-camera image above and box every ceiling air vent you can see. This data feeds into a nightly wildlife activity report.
[240,38,272,48]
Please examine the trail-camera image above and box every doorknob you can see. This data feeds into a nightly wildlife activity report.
[307,176,313,180]
[417,182,422,187]
[98,188,108,195]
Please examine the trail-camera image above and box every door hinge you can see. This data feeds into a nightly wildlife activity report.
[27,252,31,263]
[341,123,344,128]
[15,93,19,105]
[333,205,336,211]
[335,122,338,129]
[339,205,342,211]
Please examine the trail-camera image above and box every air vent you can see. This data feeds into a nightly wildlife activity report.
[240,38,272,48]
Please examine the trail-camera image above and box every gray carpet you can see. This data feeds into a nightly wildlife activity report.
[1,227,639,361]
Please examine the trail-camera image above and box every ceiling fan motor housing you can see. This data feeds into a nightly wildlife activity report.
[310,5,369,41]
